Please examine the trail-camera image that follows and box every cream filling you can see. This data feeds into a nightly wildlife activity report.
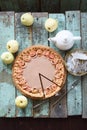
[23,56,55,89]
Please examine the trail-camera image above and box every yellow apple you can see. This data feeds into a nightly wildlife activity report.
[45,18,58,32]
[7,40,19,53]
[15,95,28,108]
[21,13,34,26]
[1,52,14,64]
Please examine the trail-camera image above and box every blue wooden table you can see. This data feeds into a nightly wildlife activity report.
[0,11,87,118]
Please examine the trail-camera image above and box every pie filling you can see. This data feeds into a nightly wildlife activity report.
[12,45,66,99]
[23,56,55,89]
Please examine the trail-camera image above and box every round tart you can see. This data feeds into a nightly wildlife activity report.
[12,45,66,99]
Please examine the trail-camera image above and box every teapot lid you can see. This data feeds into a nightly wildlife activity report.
[56,30,73,38]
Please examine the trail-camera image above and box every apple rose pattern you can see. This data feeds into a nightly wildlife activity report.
[12,45,66,99]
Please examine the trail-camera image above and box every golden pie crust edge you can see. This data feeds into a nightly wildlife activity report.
[12,45,67,99]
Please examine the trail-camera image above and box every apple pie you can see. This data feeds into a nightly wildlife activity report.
[12,45,66,99]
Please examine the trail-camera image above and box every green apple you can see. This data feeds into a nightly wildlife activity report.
[1,52,14,64]
[7,40,19,53]
[21,13,34,26]
[15,95,28,108]
[45,18,58,32]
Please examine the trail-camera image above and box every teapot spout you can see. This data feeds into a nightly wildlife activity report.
[48,37,57,43]
[73,36,81,41]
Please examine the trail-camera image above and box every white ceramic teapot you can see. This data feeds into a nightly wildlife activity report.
[48,30,81,50]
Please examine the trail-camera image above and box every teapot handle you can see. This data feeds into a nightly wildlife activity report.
[73,36,81,40]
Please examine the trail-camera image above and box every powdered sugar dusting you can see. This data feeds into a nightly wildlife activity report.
[65,50,87,75]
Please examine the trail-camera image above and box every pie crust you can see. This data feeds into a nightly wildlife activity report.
[12,45,66,99]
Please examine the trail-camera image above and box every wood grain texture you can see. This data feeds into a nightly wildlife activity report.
[32,12,49,117]
[80,0,87,12]
[65,11,82,116]
[15,13,33,117]
[60,0,80,12]
[41,0,60,12]
[48,13,65,55]
[0,0,87,13]
[48,13,67,118]
[0,0,40,12]
[81,13,87,118]
[32,12,48,46]
[0,0,19,11]
[0,11,85,118]
[18,0,40,12]
[0,12,15,117]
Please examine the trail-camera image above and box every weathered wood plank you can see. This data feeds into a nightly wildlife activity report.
[81,13,87,118]
[49,13,67,118]
[32,12,49,117]
[41,0,60,12]
[61,0,81,13]
[32,13,48,46]
[0,12,15,117]
[15,13,33,117]
[0,0,87,13]
[0,0,40,12]
[17,0,40,12]
[15,90,33,117]
[80,0,87,12]
[48,13,65,55]
[0,0,19,11]
[65,11,82,116]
